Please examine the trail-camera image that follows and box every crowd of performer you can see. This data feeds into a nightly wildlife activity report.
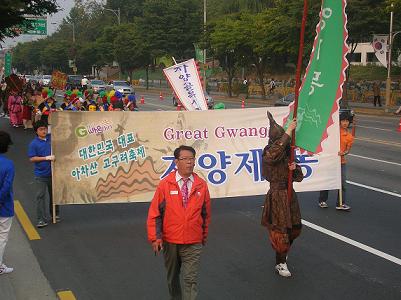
[0,77,138,129]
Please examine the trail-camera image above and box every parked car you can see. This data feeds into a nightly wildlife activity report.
[27,75,42,84]
[88,79,106,92]
[274,93,354,123]
[67,75,83,90]
[24,75,34,83]
[274,93,295,107]
[42,75,52,86]
[172,91,214,109]
[107,80,135,95]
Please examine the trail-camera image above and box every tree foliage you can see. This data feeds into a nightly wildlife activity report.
[10,0,401,86]
[0,0,59,41]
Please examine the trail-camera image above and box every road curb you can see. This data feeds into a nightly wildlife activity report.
[0,218,57,300]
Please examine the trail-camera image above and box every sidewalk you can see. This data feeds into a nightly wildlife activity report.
[0,220,56,300]
[134,86,400,117]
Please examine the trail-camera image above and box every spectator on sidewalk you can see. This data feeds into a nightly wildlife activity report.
[269,78,276,94]
[318,112,354,210]
[147,145,211,300]
[373,81,382,107]
[0,131,15,275]
[28,120,59,228]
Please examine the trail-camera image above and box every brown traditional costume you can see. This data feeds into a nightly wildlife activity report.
[261,112,303,267]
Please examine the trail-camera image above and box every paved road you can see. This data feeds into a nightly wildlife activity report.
[1,96,401,299]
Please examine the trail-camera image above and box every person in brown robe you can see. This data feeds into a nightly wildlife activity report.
[261,111,304,277]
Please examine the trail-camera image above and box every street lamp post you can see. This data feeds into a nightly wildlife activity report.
[104,7,121,78]
[104,8,121,25]
[66,22,76,74]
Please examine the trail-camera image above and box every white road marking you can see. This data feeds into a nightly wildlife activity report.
[302,219,401,266]
[355,136,401,147]
[349,154,401,167]
[347,180,401,198]
[356,125,393,132]
[358,115,399,122]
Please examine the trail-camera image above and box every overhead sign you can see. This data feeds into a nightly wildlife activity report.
[13,15,47,35]
[51,107,341,205]
[163,59,208,111]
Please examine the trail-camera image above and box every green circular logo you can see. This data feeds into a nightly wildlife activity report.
[75,125,88,138]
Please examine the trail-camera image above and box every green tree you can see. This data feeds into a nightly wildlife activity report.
[138,0,202,60]
[113,24,151,81]
[40,41,70,72]
[209,17,247,97]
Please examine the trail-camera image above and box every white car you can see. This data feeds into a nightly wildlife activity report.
[42,75,52,86]
[88,80,106,92]
[107,80,135,95]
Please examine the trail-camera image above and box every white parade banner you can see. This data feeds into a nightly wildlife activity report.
[163,59,208,111]
[51,107,341,205]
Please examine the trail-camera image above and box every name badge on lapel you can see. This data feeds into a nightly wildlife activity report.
[170,191,179,195]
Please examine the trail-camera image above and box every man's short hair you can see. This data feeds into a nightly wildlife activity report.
[174,145,196,159]
[0,131,13,153]
[33,120,48,132]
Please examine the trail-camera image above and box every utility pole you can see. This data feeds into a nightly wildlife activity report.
[385,3,394,112]
[67,22,76,74]
[104,7,121,78]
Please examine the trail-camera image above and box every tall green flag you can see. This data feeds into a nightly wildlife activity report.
[194,44,205,63]
[4,52,12,77]
[292,0,348,153]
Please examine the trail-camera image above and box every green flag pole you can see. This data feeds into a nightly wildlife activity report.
[287,0,308,203]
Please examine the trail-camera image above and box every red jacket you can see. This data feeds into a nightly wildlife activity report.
[147,171,211,244]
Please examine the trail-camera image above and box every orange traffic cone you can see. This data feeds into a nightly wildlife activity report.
[397,118,401,132]
[241,99,245,109]
[177,102,182,111]
[140,96,145,104]
[159,92,164,101]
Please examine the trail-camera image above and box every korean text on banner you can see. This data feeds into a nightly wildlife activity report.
[163,59,208,111]
[51,107,341,205]
[293,0,348,154]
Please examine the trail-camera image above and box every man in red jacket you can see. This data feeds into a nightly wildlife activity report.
[147,145,211,300]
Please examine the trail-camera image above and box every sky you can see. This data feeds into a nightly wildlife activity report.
[1,0,75,49]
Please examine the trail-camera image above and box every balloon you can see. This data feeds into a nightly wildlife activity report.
[66,90,72,96]
[115,91,123,98]
[108,90,115,97]
[99,90,106,97]
[47,90,54,98]
[77,91,83,97]
[213,102,226,110]
[128,94,136,102]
